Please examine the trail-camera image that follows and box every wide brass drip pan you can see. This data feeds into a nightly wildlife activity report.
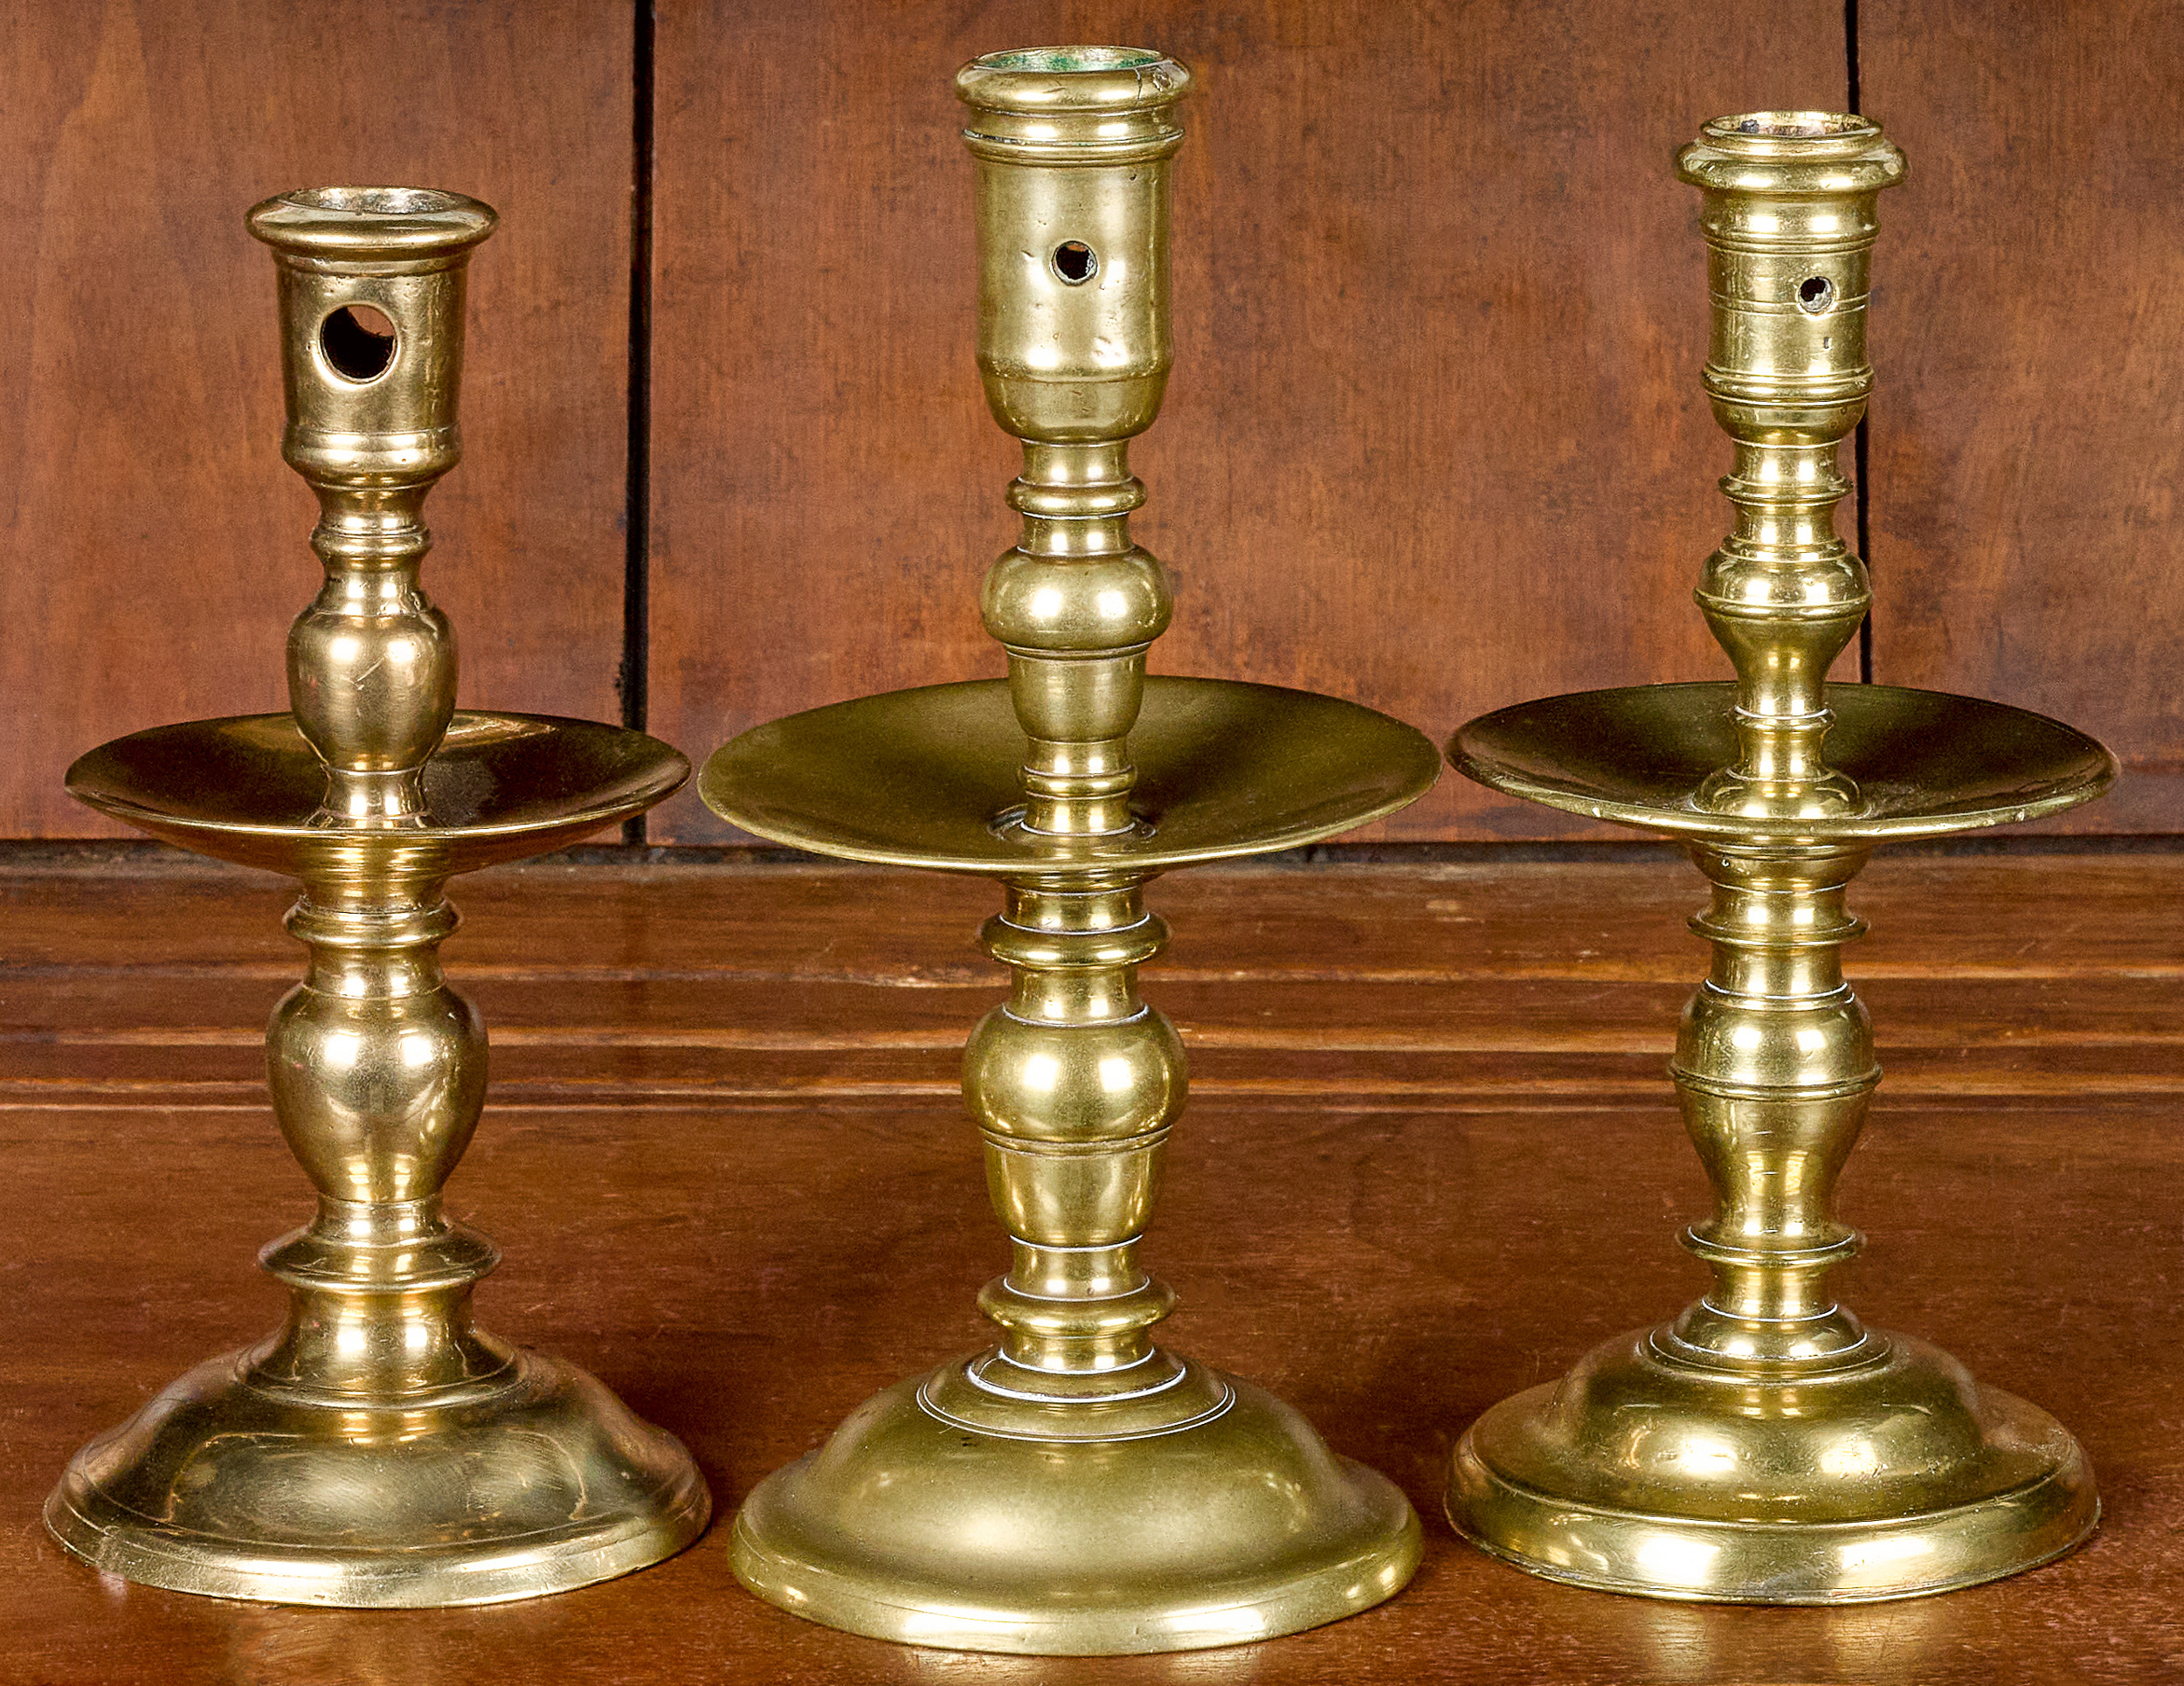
[703,675,1441,869]
[1453,681,2117,842]
[69,711,688,877]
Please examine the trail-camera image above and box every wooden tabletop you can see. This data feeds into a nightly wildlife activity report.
[2,854,2177,1683]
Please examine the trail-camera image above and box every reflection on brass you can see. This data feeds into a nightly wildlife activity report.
[46,189,707,1606]
[702,49,1438,1655]
[1448,115,2115,1602]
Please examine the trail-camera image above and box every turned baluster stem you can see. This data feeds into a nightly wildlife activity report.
[245,188,501,1399]
[1660,843,1882,1372]
[964,881,1187,1398]
[1655,119,1908,1373]
[930,55,1215,1414]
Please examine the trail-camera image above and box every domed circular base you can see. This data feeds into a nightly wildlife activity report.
[1451,682,2115,842]
[45,1346,710,1607]
[702,677,1441,871]
[731,1360,1421,1654]
[1448,1326,2095,1603]
[66,711,689,877]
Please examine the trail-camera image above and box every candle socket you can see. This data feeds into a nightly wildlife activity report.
[1446,114,2114,1603]
[47,188,707,1607]
[701,48,1441,1654]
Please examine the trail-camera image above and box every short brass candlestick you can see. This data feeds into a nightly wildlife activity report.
[1447,115,2115,1602]
[47,189,708,1607]
[702,49,1437,1655]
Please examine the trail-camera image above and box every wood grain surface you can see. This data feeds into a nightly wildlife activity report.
[1862,0,2184,835]
[2,855,2178,1682]
[643,0,1851,844]
[1,0,634,838]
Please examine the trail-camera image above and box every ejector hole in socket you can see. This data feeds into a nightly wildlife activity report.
[1797,275,1836,314]
[321,304,397,382]
[1052,241,1098,285]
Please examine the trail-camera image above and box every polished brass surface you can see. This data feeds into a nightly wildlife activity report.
[45,189,707,1607]
[1455,681,2113,844]
[1445,114,2113,1602]
[702,49,1433,1653]
[730,1375,1417,1655]
[702,676,1441,872]
[70,711,687,876]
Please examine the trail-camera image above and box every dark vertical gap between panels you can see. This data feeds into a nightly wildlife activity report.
[1847,0,1875,683]
[620,0,657,842]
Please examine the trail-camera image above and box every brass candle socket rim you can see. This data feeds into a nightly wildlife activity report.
[957,44,1185,105]
[249,185,497,262]
[956,49,1191,172]
[1676,114,1905,204]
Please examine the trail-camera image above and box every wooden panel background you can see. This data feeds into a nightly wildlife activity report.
[1863,0,2184,832]
[4,3,2180,842]
[1,0,634,837]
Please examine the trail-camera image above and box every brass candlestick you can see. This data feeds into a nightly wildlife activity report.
[702,49,1437,1655]
[1447,115,2115,1603]
[47,189,708,1607]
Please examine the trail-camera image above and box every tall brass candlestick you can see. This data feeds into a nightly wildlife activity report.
[702,49,1439,1655]
[47,189,708,1607]
[1448,115,2115,1602]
